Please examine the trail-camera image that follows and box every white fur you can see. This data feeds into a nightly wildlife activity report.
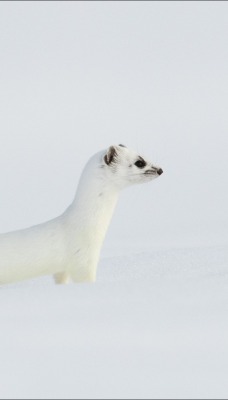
[0,145,162,285]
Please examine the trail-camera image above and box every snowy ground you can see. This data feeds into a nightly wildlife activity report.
[1,244,228,399]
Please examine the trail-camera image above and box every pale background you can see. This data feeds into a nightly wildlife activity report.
[0,2,228,399]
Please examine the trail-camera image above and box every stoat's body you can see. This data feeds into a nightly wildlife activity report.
[0,145,163,285]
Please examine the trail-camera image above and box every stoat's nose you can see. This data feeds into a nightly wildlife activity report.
[157,168,163,175]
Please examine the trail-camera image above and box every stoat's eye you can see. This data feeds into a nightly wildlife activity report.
[134,159,146,168]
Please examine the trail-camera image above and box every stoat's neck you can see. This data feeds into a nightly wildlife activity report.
[64,162,120,248]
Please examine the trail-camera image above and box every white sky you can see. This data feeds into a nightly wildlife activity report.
[0,1,228,249]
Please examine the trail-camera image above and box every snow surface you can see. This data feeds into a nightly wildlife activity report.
[1,245,228,399]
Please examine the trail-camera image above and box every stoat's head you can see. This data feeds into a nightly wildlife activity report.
[101,144,163,189]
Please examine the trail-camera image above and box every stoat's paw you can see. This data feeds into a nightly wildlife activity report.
[53,272,70,285]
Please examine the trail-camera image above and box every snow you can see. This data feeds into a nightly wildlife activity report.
[1,245,228,399]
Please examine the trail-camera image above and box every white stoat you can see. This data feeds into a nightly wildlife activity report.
[0,144,163,285]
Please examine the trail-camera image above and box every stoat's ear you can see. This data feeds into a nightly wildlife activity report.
[118,144,126,148]
[104,146,118,165]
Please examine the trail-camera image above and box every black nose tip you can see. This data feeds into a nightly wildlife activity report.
[157,168,163,175]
